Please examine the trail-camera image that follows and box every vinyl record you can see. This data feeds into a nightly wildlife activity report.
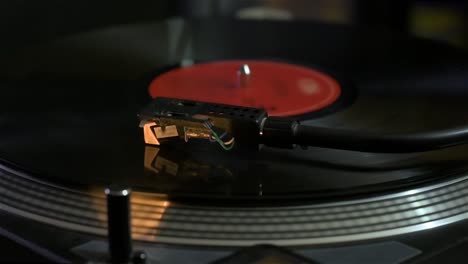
[1,18,468,202]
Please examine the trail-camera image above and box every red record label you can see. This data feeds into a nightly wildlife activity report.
[148,60,341,116]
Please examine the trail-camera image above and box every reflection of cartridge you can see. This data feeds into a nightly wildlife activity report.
[143,145,233,180]
[144,146,178,176]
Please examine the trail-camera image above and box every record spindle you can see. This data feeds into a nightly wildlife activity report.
[105,186,132,263]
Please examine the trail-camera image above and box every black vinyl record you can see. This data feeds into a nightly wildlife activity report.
[1,18,468,202]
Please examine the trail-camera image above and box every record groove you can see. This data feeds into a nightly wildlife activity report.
[2,162,468,246]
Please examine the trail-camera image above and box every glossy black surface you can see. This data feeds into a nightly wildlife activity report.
[1,18,468,201]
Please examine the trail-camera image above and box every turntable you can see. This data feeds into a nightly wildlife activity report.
[1,16,468,263]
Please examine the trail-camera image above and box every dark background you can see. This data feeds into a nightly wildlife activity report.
[0,0,467,50]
